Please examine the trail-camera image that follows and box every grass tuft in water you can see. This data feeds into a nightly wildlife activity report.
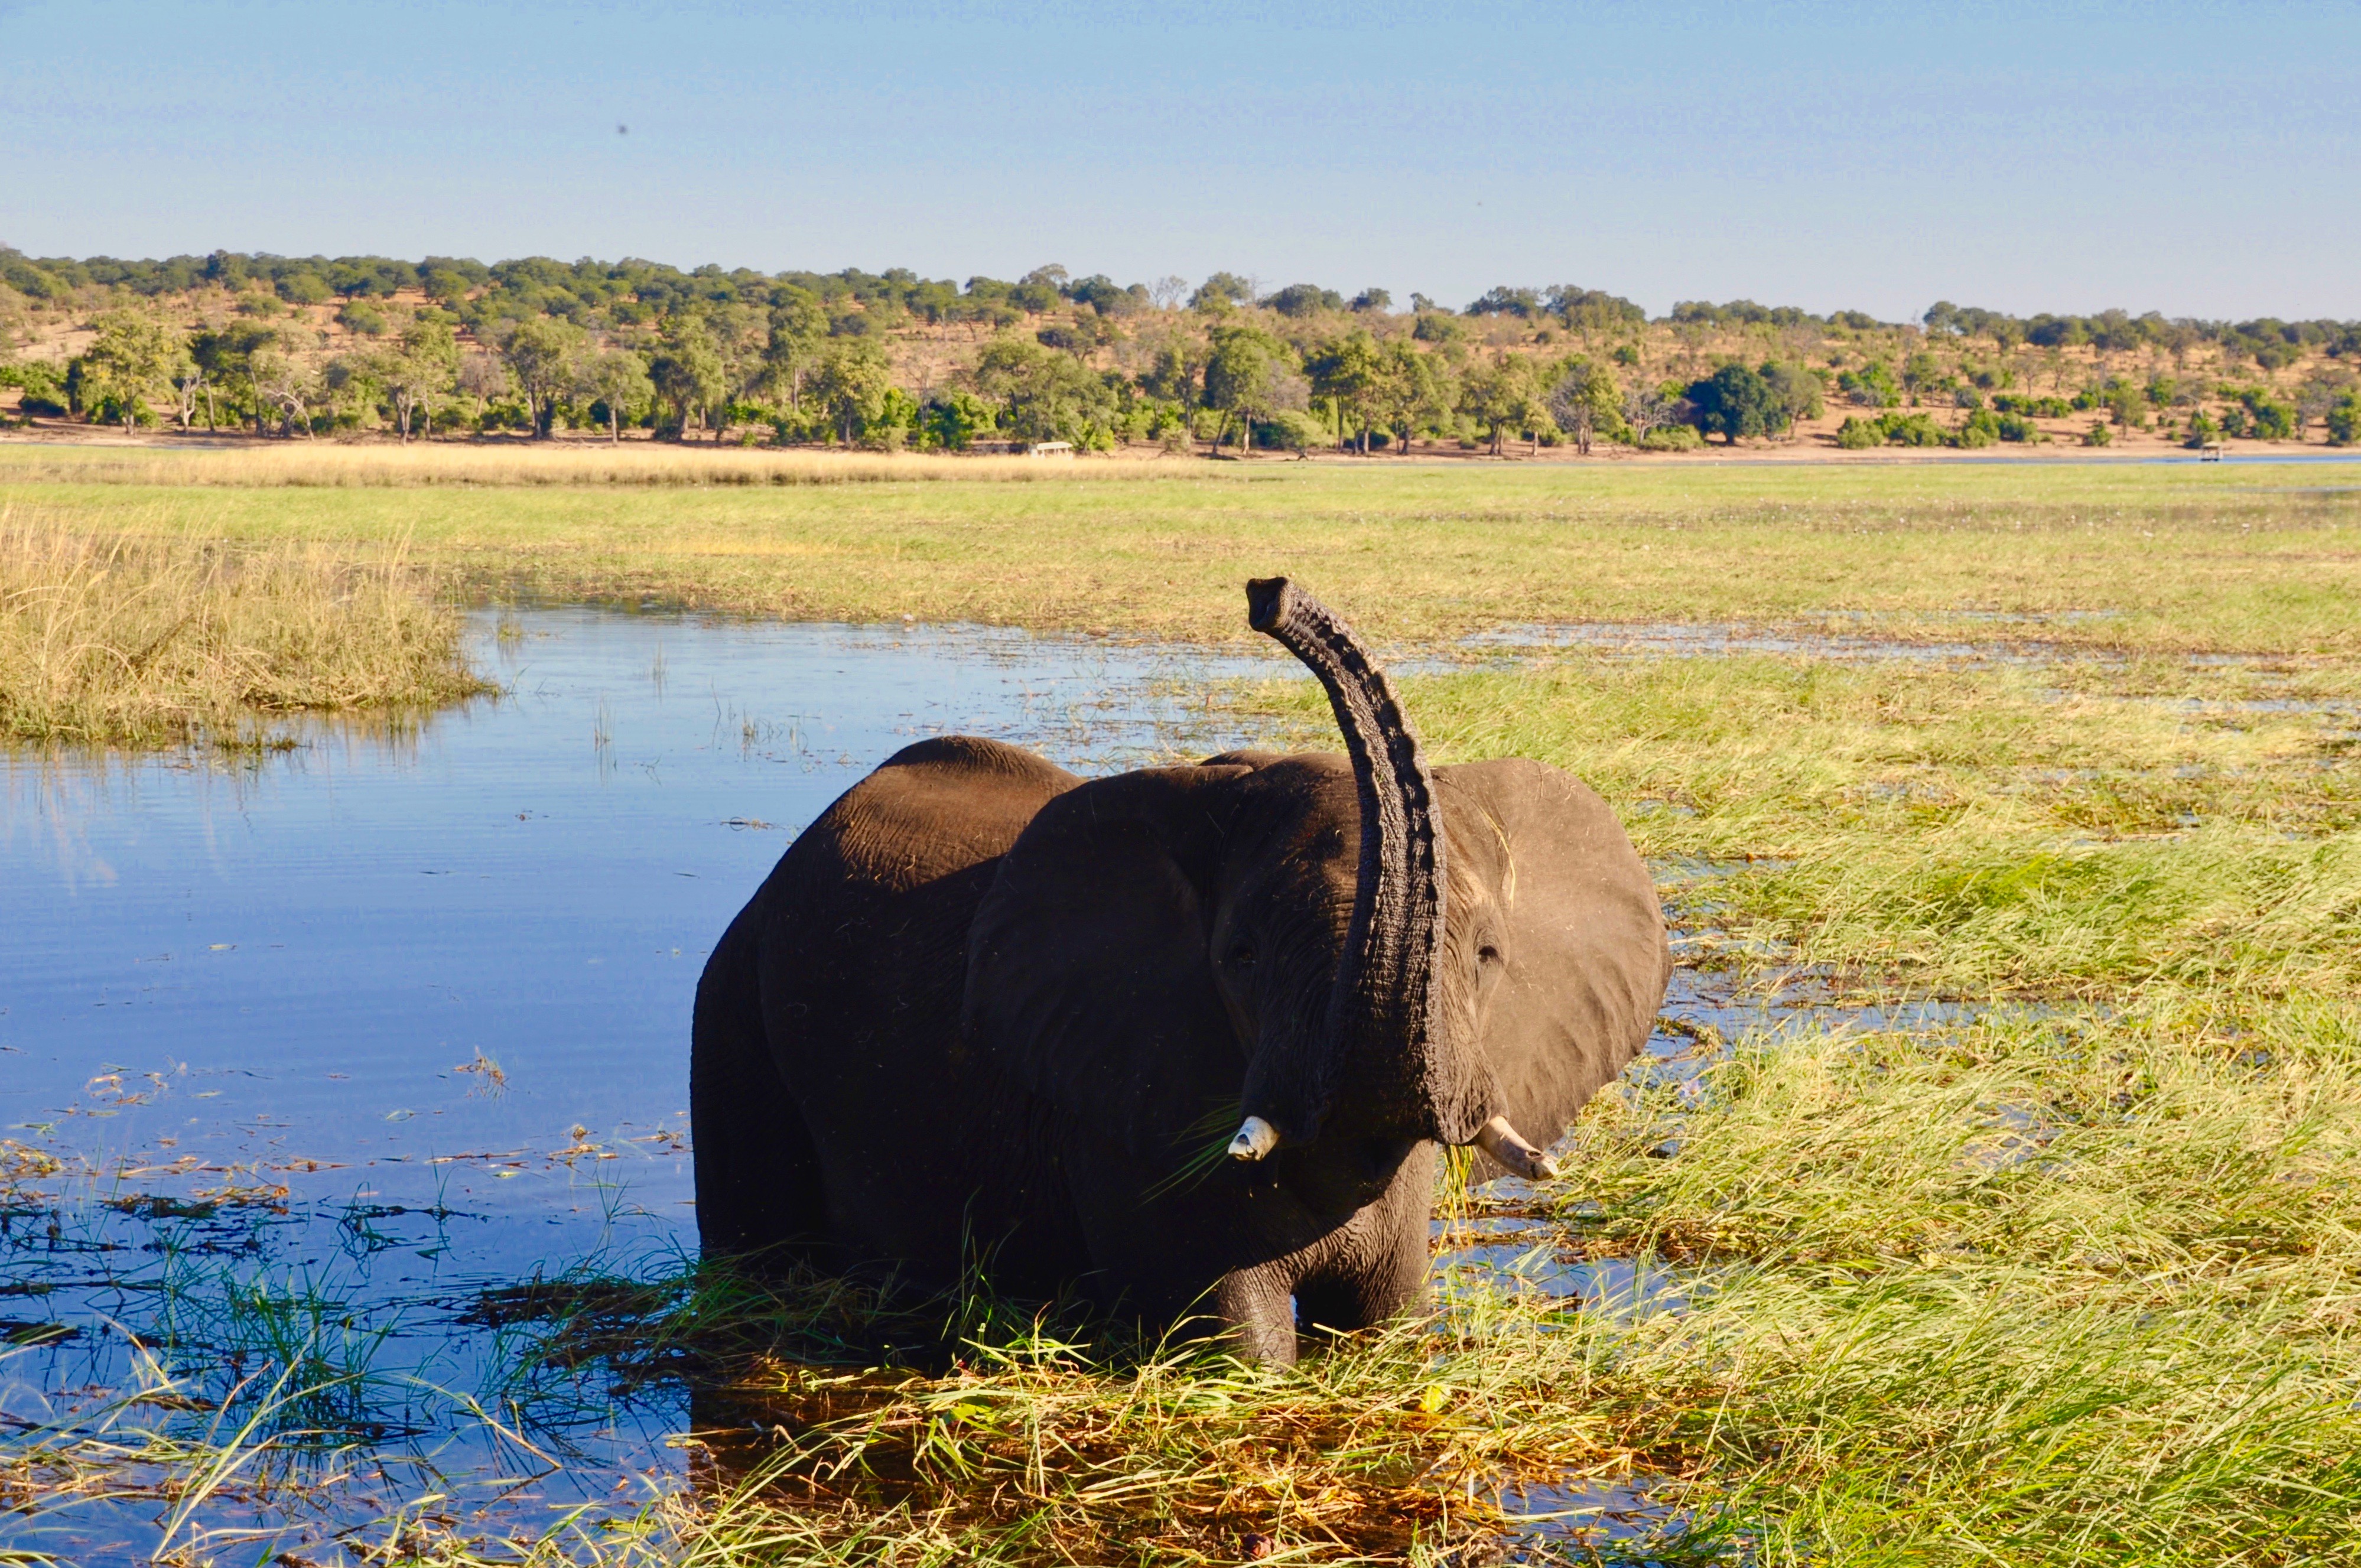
[0,513,491,748]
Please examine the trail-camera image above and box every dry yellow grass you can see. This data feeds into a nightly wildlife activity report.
[0,441,1196,489]
[0,511,490,746]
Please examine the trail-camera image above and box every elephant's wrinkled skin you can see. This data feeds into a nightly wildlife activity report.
[692,580,1668,1361]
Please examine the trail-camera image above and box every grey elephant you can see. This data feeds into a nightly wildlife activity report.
[692,578,1667,1362]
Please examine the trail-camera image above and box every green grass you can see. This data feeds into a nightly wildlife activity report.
[1227,652,2361,1001]
[1547,1006,2361,1562]
[4,447,2359,652]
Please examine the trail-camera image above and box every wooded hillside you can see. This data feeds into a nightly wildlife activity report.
[4,252,2355,456]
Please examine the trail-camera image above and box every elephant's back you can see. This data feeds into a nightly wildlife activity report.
[819,735,1082,892]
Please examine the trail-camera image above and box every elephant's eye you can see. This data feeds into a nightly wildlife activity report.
[1478,944,1502,966]
[1229,942,1257,968]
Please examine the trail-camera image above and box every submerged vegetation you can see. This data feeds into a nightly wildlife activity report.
[0,513,488,746]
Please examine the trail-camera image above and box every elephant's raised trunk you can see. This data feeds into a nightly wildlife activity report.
[1240,578,1492,1149]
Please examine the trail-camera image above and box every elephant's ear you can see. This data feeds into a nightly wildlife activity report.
[962,765,1253,1164]
[1439,758,1670,1157]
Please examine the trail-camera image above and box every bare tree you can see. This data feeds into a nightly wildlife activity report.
[169,363,204,431]
[251,349,314,437]
[457,352,509,427]
[1621,382,1679,444]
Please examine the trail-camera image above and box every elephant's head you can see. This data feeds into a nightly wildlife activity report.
[962,578,1666,1221]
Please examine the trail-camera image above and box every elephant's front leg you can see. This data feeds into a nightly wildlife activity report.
[1293,1143,1436,1339]
[1211,1262,1302,1365]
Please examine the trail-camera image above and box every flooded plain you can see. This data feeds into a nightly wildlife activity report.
[2,608,1944,1563]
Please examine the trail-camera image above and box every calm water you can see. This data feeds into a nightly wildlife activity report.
[0,609,1286,1564]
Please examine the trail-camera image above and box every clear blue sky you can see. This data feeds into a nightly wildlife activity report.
[2,0,2353,321]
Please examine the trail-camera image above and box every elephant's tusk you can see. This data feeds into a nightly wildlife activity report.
[1473,1114,1559,1180]
[1227,1115,1279,1162]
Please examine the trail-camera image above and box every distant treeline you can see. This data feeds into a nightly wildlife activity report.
[7,249,2354,362]
[2,249,2356,453]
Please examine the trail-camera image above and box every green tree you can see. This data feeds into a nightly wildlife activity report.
[456,351,510,430]
[321,354,379,432]
[1458,357,1515,455]
[1139,340,1206,411]
[1686,362,1778,445]
[2324,392,2361,447]
[580,347,654,444]
[1758,362,1825,436]
[189,324,275,433]
[918,389,993,451]
[1374,340,1448,456]
[1838,360,1900,408]
[762,287,829,412]
[1202,324,1303,454]
[1900,352,1948,404]
[500,317,586,438]
[1547,357,1621,455]
[2295,373,2350,438]
[1189,272,1254,311]
[2237,386,2298,440]
[706,301,772,431]
[648,321,727,441]
[808,341,892,445]
[372,313,460,441]
[80,310,178,429]
[2100,376,2149,430]
[1305,331,1386,451]
[1461,355,1556,456]
[970,336,1117,444]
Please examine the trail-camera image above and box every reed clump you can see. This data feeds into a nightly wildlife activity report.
[0,513,489,747]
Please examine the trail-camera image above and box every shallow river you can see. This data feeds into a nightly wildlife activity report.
[2,609,1311,1563]
[1,607,1917,1563]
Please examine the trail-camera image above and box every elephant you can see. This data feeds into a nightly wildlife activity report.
[691,578,1668,1362]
